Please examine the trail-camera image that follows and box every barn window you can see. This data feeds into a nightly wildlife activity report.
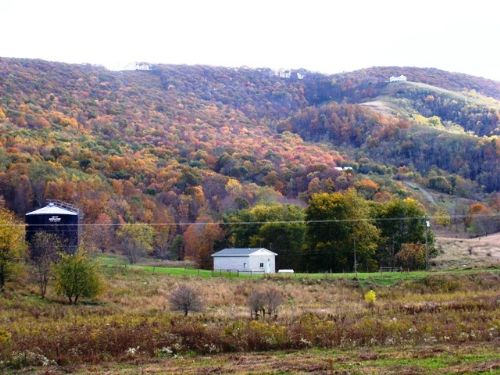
[260,263,264,268]
[243,262,246,268]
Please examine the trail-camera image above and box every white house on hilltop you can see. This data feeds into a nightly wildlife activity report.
[389,75,407,82]
[211,248,277,273]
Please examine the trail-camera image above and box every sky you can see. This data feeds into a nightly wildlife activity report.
[0,0,499,80]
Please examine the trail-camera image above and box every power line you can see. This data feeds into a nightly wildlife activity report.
[3,213,500,227]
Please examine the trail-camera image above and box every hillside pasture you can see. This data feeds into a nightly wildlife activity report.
[435,233,500,269]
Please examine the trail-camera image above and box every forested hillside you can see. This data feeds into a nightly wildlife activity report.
[0,58,499,263]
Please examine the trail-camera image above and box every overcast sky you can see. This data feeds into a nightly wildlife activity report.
[0,0,499,80]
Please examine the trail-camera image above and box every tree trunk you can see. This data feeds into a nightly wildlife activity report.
[0,265,4,291]
[40,284,46,299]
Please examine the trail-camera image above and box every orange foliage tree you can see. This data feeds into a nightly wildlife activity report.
[183,214,224,269]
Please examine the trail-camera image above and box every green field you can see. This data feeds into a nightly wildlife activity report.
[99,254,499,286]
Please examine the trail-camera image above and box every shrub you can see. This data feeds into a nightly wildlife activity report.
[30,232,61,298]
[247,287,284,319]
[0,328,11,355]
[53,252,103,304]
[395,243,426,270]
[245,320,289,350]
[421,275,460,293]
[169,285,203,316]
[364,289,376,307]
[248,290,265,319]
[5,350,56,369]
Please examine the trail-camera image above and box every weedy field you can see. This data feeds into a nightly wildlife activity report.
[0,259,499,374]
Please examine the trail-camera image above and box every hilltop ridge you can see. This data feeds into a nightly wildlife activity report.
[0,58,498,237]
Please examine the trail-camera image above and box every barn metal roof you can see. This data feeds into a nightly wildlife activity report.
[211,248,277,257]
[26,203,78,216]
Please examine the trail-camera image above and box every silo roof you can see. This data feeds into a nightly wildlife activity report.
[26,203,78,216]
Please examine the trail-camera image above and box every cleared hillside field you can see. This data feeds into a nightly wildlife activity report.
[0,263,498,374]
[434,232,500,269]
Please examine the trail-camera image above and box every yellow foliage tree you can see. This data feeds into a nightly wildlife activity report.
[0,106,6,122]
[435,208,451,227]
[0,207,27,290]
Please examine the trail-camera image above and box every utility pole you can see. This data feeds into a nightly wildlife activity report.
[391,237,395,269]
[353,238,358,277]
[425,218,430,271]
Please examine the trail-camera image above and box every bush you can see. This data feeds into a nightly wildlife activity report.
[169,285,203,316]
[0,328,11,356]
[30,232,61,298]
[247,287,284,319]
[395,243,426,270]
[53,252,103,304]
[364,290,376,307]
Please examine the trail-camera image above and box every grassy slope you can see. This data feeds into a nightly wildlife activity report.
[362,81,500,135]
[435,233,500,269]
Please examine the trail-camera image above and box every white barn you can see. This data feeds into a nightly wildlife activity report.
[211,248,277,273]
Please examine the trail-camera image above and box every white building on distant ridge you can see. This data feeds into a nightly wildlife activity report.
[389,75,407,82]
[334,166,353,172]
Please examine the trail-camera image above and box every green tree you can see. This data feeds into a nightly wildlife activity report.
[226,204,306,270]
[53,251,102,304]
[169,234,184,260]
[0,207,26,291]
[373,198,434,266]
[116,224,155,264]
[306,189,380,272]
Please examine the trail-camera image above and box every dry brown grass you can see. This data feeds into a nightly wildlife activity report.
[40,343,500,374]
[434,232,500,269]
[1,267,499,371]
[99,270,367,319]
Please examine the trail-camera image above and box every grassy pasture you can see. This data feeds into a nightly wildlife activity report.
[99,254,500,286]
[0,255,498,373]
